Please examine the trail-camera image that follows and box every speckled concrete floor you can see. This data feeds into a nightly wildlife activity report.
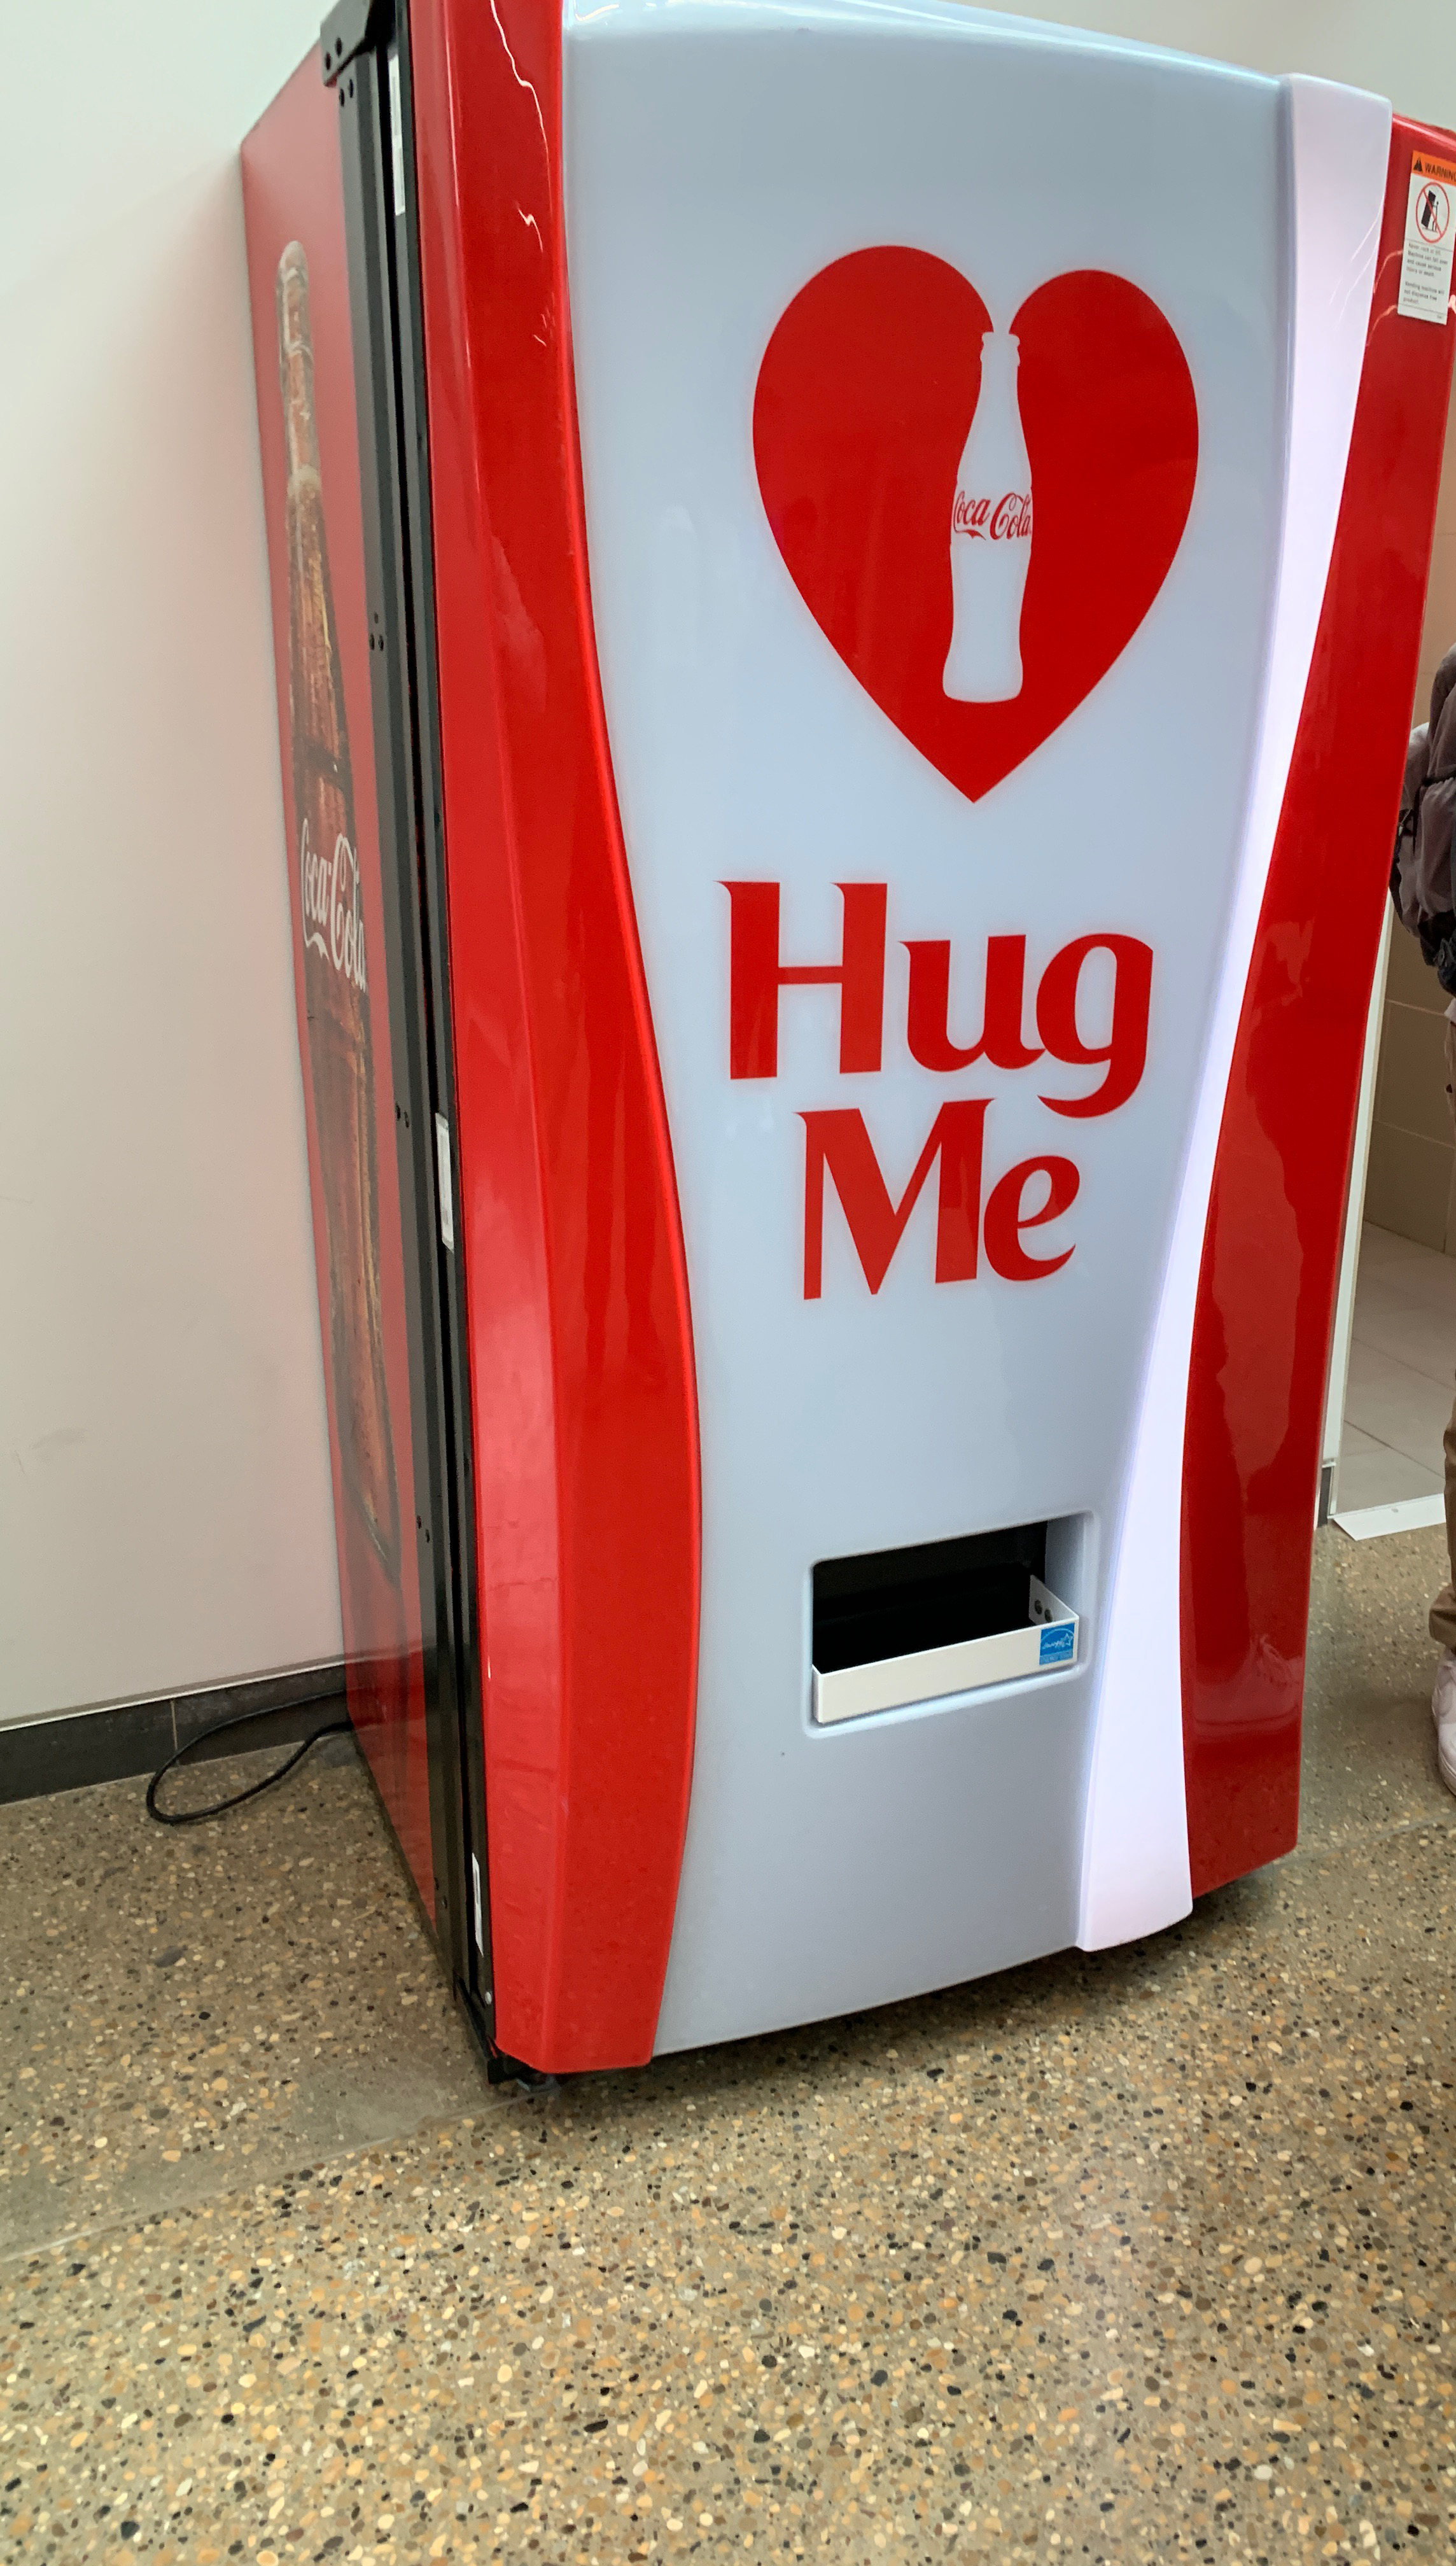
[4,1526,1456,2566]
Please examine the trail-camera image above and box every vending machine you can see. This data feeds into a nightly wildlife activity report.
[242,0,1456,2075]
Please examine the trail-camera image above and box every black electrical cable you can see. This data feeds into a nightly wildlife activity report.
[145,1704,352,1827]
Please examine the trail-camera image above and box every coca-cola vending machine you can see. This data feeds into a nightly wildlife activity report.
[242,0,1456,2076]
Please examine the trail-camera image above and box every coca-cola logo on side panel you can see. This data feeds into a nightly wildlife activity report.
[301,815,368,993]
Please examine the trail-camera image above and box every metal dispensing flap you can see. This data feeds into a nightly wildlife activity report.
[813,1575,1079,1728]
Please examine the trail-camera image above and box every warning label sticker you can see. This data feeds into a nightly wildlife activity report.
[1399,154,1456,325]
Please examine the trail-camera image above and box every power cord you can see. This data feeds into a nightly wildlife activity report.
[146,1705,352,1827]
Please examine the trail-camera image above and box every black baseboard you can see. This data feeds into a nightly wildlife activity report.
[0,1664,350,1805]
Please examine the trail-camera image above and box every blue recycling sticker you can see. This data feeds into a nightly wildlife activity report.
[1039,1620,1075,1667]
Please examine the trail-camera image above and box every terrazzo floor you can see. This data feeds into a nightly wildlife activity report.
[5,1525,1456,2566]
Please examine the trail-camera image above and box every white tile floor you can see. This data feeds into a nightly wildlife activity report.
[1337,1223,1456,1513]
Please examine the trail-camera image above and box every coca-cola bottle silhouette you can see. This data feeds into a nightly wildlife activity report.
[277,241,401,1583]
[942,329,1033,703]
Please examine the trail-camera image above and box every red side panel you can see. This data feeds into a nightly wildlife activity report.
[409,0,701,2068]
[1182,120,1456,1899]
[242,61,435,1914]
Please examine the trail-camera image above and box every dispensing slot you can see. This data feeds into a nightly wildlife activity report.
[811,1522,1079,1727]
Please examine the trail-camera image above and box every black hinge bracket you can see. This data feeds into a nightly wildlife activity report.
[321,0,386,85]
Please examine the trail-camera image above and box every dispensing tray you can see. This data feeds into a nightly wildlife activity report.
[810,1527,1079,1728]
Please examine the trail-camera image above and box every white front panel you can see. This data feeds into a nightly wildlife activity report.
[563,0,1368,2049]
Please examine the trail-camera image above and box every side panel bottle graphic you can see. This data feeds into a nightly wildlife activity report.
[277,241,402,1582]
[943,329,1033,703]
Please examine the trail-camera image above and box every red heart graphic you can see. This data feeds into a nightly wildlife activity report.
[753,249,1198,802]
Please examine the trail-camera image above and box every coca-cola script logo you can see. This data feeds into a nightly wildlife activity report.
[953,490,1032,542]
[301,817,368,993]
[753,252,1198,801]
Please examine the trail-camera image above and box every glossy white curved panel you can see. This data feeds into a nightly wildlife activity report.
[1076,74,1389,1948]
[563,0,1370,2046]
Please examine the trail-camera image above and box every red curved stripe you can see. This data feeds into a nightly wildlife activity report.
[410,0,701,2068]
[1182,121,1456,1899]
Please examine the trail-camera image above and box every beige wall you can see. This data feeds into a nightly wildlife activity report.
[0,0,337,1726]
[967,1,1456,127]
[1366,388,1456,1250]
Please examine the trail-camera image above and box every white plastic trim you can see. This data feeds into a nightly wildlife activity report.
[1076,76,1392,1949]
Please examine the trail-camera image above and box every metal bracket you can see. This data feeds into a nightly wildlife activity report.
[320,0,386,85]
[486,2049,557,2091]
